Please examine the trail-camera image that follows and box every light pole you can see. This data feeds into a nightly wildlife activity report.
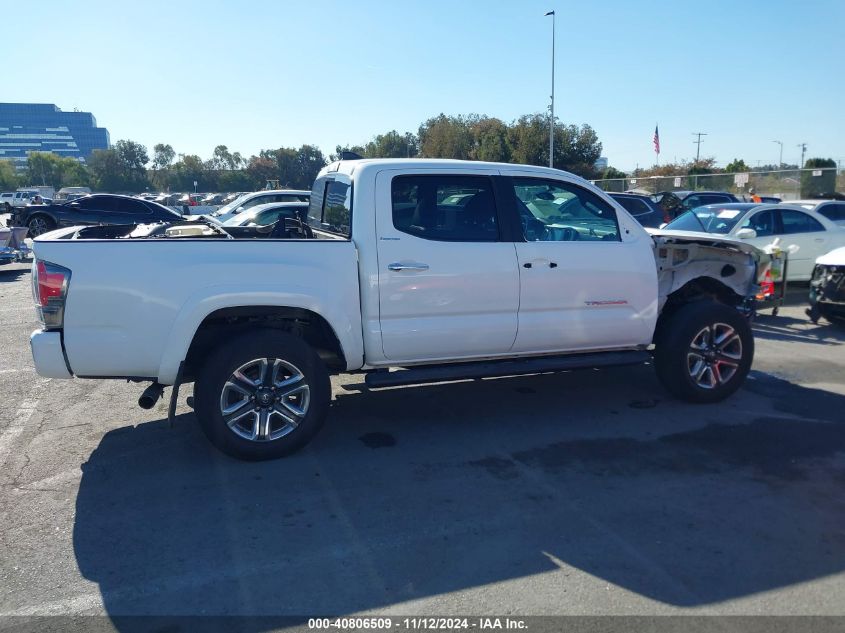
[545,10,555,169]
[772,140,783,168]
[797,142,807,169]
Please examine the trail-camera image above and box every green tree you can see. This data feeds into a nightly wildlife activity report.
[361,131,418,158]
[87,150,122,191]
[267,145,327,189]
[725,158,750,173]
[801,157,837,197]
[25,152,91,189]
[114,140,149,191]
[418,114,474,159]
[152,143,175,171]
[211,145,236,170]
[0,160,20,190]
[470,117,510,162]
[507,114,548,166]
[687,157,718,176]
[171,154,205,191]
[601,166,627,179]
[506,115,602,176]
[246,155,277,189]
[332,144,367,161]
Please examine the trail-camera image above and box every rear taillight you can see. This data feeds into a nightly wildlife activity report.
[32,260,71,329]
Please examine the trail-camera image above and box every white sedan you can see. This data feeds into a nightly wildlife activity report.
[221,202,310,228]
[661,203,845,281]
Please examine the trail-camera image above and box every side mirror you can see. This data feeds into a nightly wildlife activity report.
[735,228,757,239]
[659,222,668,229]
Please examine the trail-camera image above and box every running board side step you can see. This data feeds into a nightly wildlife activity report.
[364,350,651,389]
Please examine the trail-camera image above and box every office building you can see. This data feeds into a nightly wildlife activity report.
[0,103,110,169]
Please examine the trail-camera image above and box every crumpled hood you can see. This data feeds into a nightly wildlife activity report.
[646,228,764,258]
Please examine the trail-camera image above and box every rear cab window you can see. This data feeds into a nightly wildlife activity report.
[308,175,352,239]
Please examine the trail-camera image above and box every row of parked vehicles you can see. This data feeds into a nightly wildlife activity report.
[18,157,845,461]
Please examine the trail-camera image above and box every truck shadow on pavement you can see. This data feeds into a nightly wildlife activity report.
[73,368,845,619]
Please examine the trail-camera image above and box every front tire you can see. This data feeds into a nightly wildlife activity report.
[195,330,331,460]
[654,301,754,404]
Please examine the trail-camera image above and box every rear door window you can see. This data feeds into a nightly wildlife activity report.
[616,197,649,216]
[391,175,499,242]
[780,209,825,234]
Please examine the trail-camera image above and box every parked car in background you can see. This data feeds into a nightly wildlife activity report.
[787,199,845,227]
[221,192,248,205]
[202,193,226,206]
[807,246,845,325]
[655,190,739,219]
[11,194,182,236]
[221,202,310,228]
[178,193,206,207]
[661,202,845,281]
[152,193,184,207]
[54,187,92,202]
[211,189,311,222]
[608,193,668,227]
[10,190,45,208]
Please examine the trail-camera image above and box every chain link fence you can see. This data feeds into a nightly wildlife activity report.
[592,168,844,201]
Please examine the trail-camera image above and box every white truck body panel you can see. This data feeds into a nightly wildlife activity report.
[30,240,363,383]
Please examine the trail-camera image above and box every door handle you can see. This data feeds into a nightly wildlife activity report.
[814,238,825,242]
[388,262,429,271]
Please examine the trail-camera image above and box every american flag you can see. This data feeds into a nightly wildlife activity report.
[653,125,660,155]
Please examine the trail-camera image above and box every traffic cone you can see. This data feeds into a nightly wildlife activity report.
[756,269,774,301]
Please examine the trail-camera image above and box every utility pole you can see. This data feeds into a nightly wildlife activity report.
[797,142,807,168]
[545,10,555,169]
[772,140,783,168]
[692,132,707,163]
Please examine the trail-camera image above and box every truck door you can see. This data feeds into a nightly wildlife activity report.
[502,175,657,353]
[375,169,520,362]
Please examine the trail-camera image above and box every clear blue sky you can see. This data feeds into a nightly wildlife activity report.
[8,0,844,171]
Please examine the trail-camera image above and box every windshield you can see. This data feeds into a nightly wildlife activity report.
[665,205,751,234]
[221,209,257,226]
[211,193,250,216]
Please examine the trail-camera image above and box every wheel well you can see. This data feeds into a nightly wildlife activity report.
[656,276,745,340]
[184,306,346,380]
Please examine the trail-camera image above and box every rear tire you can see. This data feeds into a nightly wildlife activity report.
[654,301,753,404]
[195,330,331,460]
[27,215,55,237]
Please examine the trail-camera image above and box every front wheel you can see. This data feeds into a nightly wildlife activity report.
[195,330,331,460]
[654,301,754,404]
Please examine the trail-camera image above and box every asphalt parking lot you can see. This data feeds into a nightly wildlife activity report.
[1,259,844,620]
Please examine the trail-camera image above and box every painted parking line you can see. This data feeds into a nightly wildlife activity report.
[0,378,49,469]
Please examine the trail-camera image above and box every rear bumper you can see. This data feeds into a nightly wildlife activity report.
[30,330,72,379]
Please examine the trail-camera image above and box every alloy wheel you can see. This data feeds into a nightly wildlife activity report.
[686,322,743,389]
[218,357,310,442]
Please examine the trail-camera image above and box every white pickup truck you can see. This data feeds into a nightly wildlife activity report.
[29,159,767,460]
